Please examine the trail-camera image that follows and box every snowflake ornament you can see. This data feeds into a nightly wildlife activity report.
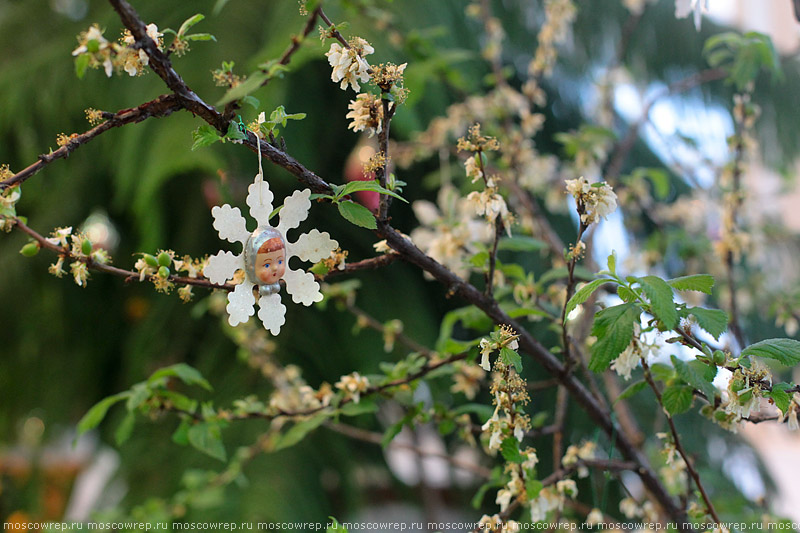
[204,173,338,335]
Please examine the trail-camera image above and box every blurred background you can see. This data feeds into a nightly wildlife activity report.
[2,0,800,527]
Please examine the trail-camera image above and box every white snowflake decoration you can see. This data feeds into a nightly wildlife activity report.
[204,176,338,335]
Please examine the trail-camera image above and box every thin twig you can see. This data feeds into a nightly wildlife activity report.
[642,359,721,523]
[0,94,181,191]
[324,421,492,479]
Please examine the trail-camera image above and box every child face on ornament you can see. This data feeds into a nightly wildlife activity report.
[255,237,286,284]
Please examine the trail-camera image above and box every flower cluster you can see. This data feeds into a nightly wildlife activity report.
[466,185,513,231]
[325,38,374,92]
[530,480,578,522]
[608,324,658,381]
[530,0,577,77]
[565,176,618,225]
[476,515,521,532]
[346,93,383,136]
[72,23,162,78]
[495,448,539,512]
[450,361,486,400]
[44,227,111,287]
[562,440,597,478]
[269,364,333,419]
[409,185,494,279]
[478,325,520,372]
[482,358,530,451]
[335,372,370,404]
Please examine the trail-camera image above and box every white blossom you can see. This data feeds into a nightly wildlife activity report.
[325,38,373,92]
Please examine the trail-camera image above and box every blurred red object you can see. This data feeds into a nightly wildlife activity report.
[344,138,380,212]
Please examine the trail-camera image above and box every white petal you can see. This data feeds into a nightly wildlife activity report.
[212,204,250,244]
[204,250,243,285]
[283,267,322,306]
[277,189,312,235]
[258,293,286,335]
[227,281,256,326]
[246,178,274,228]
[287,229,338,263]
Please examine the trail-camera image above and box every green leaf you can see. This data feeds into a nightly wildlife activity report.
[185,33,216,42]
[671,356,716,402]
[607,251,617,274]
[381,406,420,448]
[766,383,792,415]
[496,236,547,252]
[178,13,205,36]
[172,418,191,446]
[339,179,408,203]
[741,338,800,366]
[74,54,90,79]
[615,380,648,404]
[667,274,715,294]
[148,363,212,391]
[115,412,136,446]
[500,437,525,463]
[683,307,728,340]
[564,278,614,321]
[274,413,329,451]
[525,478,543,500]
[77,392,129,435]
[191,125,222,151]
[500,347,522,373]
[638,276,678,330]
[126,383,151,411]
[588,303,641,372]
[187,421,227,461]
[650,363,675,382]
[225,121,248,141]
[337,201,376,229]
[617,285,637,303]
[339,400,378,417]
[662,385,693,415]
[241,95,260,109]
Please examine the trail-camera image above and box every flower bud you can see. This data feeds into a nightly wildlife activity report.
[157,251,171,267]
[81,238,93,256]
[158,266,170,278]
[20,242,40,257]
[143,254,158,268]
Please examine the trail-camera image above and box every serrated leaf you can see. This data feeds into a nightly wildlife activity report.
[337,201,376,229]
[684,307,728,340]
[115,412,136,446]
[588,303,641,372]
[188,421,226,461]
[671,356,716,402]
[662,385,693,415]
[741,338,800,366]
[274,413,329,451]
[500,347,522,373]
[77,392,129,435]
[667,274,715,294]
[766,383,792,415]
[148,363,212,391]
[649,363,675,382]
[615,380,648,404]
[617,285,637,303]
[191,125,222,151]
[500,437,525,463]
[496,236,547,252]
[564,278,614,321]
[638,276,678,330]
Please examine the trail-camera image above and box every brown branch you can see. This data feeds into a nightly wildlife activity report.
[104,2,687,525]
[375,222,690,528]
[642,359,721,524]
[0,94,181,191]
[324,421,492,479]
[317,252,400,280]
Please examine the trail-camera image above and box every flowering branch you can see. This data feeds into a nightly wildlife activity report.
[0,94,181,191]
[641,359,721,523]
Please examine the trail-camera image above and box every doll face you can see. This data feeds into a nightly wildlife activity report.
[255,248,286,284]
